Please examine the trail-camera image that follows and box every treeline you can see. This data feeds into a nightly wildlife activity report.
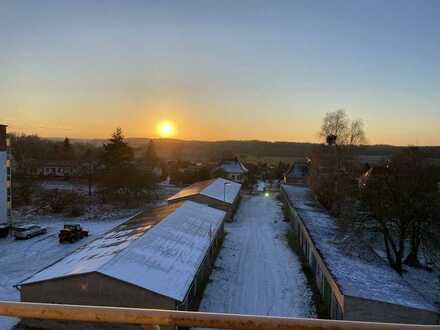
[8,134,101,164]
[10,129,161,209]
[24,130,440,162]
[58,137,440,161]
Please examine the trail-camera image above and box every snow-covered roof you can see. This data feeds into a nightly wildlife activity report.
[281,184,438,313]
[20,201,226,302]
[168,178,241,205]
[15,224,42,230]
[219,160,248,174]
[286,162,309,178]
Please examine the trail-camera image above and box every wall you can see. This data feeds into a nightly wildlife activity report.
[181,221,225,312]
[20,272,176,330]
[280,187,344,319]
[344,295,439,325]
[226,173,244,183]
[168,193,241,221]
[284,176,308,186]
[0,151,7,223]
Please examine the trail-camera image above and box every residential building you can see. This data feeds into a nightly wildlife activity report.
[281,184,439,325]
[25,160,82,178]
[284,160,310,186]
[18,200,226,330]
[215,158,248,183]
[0,124,11,223]
[167,177,241,220]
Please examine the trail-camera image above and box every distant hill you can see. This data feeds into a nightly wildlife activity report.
[59,137,440,164]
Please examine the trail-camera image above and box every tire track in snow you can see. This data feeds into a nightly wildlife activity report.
[198,194,316,321]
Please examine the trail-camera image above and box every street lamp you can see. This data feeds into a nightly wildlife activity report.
[224,182,231,202]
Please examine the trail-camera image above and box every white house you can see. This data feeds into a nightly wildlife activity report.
[0,124,11,223]
[216,158,248,183]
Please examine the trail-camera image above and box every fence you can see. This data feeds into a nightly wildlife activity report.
[0,301,439,330]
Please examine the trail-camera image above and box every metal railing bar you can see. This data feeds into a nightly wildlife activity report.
[0,301,438,330]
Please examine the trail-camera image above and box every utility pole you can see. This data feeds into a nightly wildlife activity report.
[223,182,230,202]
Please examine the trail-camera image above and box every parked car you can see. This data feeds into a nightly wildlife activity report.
[14,224,47,240]
[0,223,9,238]
[59,224,88,243]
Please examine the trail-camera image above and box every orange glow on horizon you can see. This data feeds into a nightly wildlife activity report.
[157,120,176,138]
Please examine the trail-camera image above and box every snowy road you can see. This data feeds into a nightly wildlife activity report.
[198,194,316,318]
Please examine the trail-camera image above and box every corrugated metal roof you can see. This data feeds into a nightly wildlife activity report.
[168,178,241,204]
[20,201,226,302]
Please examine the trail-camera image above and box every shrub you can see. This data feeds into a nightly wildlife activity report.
[39,190,85,215]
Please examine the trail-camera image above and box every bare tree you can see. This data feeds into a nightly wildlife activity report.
[348,119,367,146]
[319,109,349,145]
[319,109,366,146]
[311,110,367,215]
[360,147,440,273]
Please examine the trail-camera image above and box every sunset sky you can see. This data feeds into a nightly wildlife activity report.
[1,0,439,145]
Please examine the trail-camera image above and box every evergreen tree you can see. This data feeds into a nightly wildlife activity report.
[98,128,155,205]
[101,128,134,169]
[62,137,75,160]
[144,140,159,167]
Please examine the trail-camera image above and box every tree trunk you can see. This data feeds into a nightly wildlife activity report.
[404,249,421,267]
[383,230,404,275]
[404,229,422,267]
[394,251,403,275]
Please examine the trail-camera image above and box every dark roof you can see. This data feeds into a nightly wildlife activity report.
[286,162,309,178]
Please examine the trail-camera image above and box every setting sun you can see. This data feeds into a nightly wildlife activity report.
[157,120,175,138]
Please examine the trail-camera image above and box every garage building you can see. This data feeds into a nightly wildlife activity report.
[167,177,241,221]
[18,201,226,330]
[281,184,439,325]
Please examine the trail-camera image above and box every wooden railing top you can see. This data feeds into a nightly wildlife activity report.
[0,301,439,330]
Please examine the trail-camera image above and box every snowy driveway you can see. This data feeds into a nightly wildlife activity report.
[0,210,139,329]
[198,194,316,317]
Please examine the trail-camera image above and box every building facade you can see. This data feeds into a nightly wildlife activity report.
[215,158,248,183]
[284,161,310,186]
[0,124,11,223]
[25,160,82,178]
[281,184,439,325]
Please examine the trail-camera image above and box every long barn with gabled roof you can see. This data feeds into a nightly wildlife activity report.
[167,177,241,221]
[17,201,226,330]
[281,184,439,325]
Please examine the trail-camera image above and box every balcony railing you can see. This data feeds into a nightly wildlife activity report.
[1,301,439,330]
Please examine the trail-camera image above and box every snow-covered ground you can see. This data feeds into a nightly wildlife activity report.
[367,236,440,310]
[39,179,96,195]
[0,184,181,329]
[198,194,316,318]
[0,210,139,329]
